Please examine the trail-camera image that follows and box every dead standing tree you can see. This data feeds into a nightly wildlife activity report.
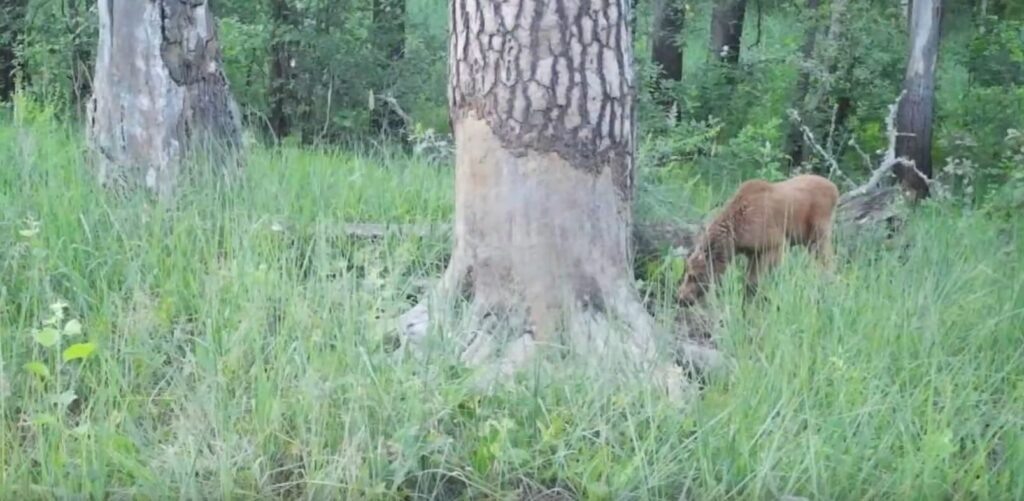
[87,0,243,200]
[894,0,943,199]
[398,0,719,393]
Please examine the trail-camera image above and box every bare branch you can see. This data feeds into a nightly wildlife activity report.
[786,107,856,189]
[848,136,874,173]
[378,93,415,133]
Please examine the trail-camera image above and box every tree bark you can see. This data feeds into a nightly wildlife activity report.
[87,0,243,199]
[370,0,407,138]
[895,0,942,199]
[650,0,685,113]
[785,0,821,168]
[709,0,747,65]
[0,0,28,101]
[401,0,701,392]
[268,0,297,140]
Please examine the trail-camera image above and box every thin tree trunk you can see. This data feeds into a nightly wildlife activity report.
[785,0,822,168]
[0,0,28,101]
[268,0,297,140]
[895,0,942,199]
[66,0,92,119]
[370,0,407,138]
[709,0,747,65]
[400,0,698,393]
[87,0,243,200]
[816,0,851,169]
[651,0,685,113]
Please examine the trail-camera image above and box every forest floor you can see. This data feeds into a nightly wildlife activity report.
[2,115,1023,499]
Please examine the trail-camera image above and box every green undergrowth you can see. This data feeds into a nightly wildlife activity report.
[1,114,1023,499]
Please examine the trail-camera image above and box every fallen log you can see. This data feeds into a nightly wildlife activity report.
[330,220,702,265]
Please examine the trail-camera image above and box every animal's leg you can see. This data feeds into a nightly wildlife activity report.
[808,219,834,271]
[745,247,781,299]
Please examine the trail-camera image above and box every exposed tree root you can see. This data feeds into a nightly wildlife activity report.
[396,255,717,402]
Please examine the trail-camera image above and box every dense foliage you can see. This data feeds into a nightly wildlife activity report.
[3,1,1021,196]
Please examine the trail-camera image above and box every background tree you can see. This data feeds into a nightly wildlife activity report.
[699,0,748,121]
[87,0,243,198]
[0,0,28,101]
[370,0,408,138]
[709,0,747,66]
[65,0,92,118]
[268,0,298,140]
[650,0,685,114]
[895,0,943,198]
[784,0,822,168]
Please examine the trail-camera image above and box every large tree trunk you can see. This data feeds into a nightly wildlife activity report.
[268,0,297,140]
[709,0,747,65]
[370,0,407,138]
[0,0,28,101]
[650,0,685,113]
[894,0,942,199]
[87,0,243,199]
[785,0,822,168]
[400,0,706,394]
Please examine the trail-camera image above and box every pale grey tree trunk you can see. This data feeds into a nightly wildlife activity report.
[400,0,711,395]
[87,0,243,199]
[895,0,942,198]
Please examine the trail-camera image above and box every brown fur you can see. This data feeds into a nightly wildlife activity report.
[677,174,840,306]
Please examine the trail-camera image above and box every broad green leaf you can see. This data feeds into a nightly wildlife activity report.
[62,342,97,362]
[24,361,50,379]
[32,327,60,348]
[63,319,83,336]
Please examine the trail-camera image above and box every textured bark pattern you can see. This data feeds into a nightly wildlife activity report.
[709,0,747,64]
[895,0,942,198]
[449,0,636,191]
[650,0,684,84]
[87,0,242,197]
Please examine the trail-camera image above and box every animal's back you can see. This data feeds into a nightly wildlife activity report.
[723,174,839,250]
[772,174,839,241]
[777,174,839,205]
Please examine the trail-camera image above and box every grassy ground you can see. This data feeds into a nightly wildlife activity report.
[2,112,1023,500]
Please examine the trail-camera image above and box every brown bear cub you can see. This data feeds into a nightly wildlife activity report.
[677,174,840,306]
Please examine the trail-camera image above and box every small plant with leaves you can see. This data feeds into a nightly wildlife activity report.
[22,300,98,429]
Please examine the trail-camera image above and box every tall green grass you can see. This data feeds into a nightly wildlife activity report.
[1,110,1022,499]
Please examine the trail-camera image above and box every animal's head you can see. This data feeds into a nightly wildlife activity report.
[677,238,714,307]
